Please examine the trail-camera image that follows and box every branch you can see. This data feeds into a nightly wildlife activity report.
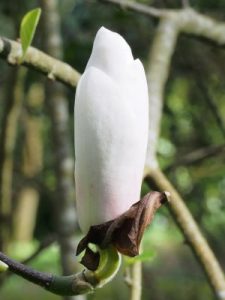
[145,169,225,300]
[101,1,225,47]
[131,4,225,299]
[0,245,122,296]
[99,0,164,17]
[1,6,225,91]
[145,15,180,170]
[0,251,52,288]
[130,261,142,300]
[195,77,225,138]
[165,144,225,172]
[0,251,93,296]
[0,38,80,88]
[0,235,56,285]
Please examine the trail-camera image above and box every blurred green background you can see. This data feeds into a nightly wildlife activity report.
[0,0,225,299]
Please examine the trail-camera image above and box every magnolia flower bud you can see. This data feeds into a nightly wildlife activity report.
[75,27,149,233]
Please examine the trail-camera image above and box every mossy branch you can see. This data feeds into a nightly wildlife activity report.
[0,37,80,88]
[145,169,225,300]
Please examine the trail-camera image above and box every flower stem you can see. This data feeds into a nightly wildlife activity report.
[85,245,121,288]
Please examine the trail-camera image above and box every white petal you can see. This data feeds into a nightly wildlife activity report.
[75,66,147,232]
[86,27,133,82]
[120,58,149,121]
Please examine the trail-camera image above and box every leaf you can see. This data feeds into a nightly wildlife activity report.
[20,8,42,59]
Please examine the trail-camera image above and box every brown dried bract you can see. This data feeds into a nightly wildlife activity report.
[76,191,168,270]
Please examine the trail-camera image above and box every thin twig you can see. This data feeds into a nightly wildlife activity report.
[195,77,225,138]
[1,8,225,91]
[0,236,56,289]
[165,144,225,172]
[99,0,164,18]
[0,251,93,295]
[130,261,142,300]
[100,0,225,47]
[0,251,53,288]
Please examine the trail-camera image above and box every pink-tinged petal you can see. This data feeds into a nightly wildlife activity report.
[75,28,149,233]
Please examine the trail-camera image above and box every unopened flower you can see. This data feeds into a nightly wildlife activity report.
[75,27,149,232]
[75,27,167,271]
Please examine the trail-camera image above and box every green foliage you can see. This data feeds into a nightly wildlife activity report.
[19,8,41,60]
[124,249,155,265]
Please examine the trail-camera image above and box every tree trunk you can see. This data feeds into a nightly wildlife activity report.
[0,67,26,252]
[39,1,83,299]
[13,83,44,242]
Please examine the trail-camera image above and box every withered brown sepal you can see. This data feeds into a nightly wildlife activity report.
[76,191,168,270]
